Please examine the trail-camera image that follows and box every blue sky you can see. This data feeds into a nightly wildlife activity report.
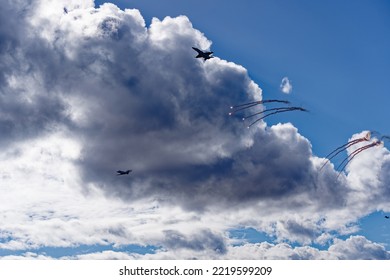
[0,0,390,260]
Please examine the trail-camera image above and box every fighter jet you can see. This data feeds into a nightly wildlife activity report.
[192,47,213,61]
[116,170,132,175]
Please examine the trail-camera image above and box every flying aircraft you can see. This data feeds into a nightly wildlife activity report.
[192,47,213,60]
[116,170,132,175]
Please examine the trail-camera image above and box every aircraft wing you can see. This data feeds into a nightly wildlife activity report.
[192,47,202,54]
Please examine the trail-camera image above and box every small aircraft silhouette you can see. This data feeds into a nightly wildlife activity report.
[192,47,213,61]
[116,170,132,175]
[385,216,389,219]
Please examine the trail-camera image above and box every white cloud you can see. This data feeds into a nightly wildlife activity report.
[280,77,292,94]
[0,0,390,259]
[5,236,386,260]
[225,236,390,260]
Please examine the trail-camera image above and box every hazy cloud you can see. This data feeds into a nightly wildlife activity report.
[280,77,292,94]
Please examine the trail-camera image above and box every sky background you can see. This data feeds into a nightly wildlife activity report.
[0,0,390,259]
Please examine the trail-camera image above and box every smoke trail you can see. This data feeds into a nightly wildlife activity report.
[228,100,290,115]
[246,107,308,128]
[381,136,390,142]
[319,132,371,171]
[242,106,299,120]
[336,140,382,178]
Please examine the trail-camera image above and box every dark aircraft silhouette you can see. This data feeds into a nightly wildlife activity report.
[116,170,132,175]
[192,47,213,60]
[385,216,389,219]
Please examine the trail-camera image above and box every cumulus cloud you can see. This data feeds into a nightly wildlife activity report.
[280,77,292,94]
[4,236,388,260]
[228,236,390,260]
[1,0,390,259]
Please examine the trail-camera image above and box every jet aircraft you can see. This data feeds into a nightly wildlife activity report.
[192,47,213,60]
[116,170,132,175]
